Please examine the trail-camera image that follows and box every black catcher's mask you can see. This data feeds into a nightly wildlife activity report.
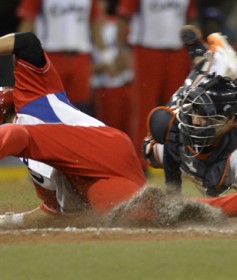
[177,76,237,157]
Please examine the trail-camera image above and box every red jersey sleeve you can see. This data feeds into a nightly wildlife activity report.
[16,0,42,21]
[116,0,139,19]
[90,0,103,22]
[14,52,65,112]
[186,0,198,22]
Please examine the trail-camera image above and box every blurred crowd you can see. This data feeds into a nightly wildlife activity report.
[1,0,237,171]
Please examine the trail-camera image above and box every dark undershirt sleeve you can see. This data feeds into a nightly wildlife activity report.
[13,32,46,68]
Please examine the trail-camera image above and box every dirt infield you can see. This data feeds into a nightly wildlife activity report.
[1,185,237,243]
[1,169,237,244]
[1,220,237,244]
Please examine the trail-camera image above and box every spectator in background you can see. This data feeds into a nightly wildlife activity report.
[116,0,198,171]
[198,5,236,46]
[200,7,225,39]
[0,0,20,86]
[221,1,237,50]
[197,0,233,16]
[91,0,134,137]
[197,0,237,45]
[16,0,106,113]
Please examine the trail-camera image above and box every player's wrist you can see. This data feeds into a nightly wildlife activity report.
[99,49,114,65]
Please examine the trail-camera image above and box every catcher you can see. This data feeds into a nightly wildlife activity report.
[143,25,237,217]
[0,31,146,227]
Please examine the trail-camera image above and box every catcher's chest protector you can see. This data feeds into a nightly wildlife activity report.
[180,128,237,196]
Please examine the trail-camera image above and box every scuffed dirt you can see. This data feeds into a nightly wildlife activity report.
[0,186,236,244]
[106,186,227,228]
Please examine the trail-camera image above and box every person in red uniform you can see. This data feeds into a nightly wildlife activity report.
[0,31,146,227]
[16,0,106,111]
[91,0,134,137]
[116,0,198,170]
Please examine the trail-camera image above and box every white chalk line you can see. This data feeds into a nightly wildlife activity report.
[1,225,237,236]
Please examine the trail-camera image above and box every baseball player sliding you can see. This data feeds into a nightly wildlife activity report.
[0,28,235,229]
[0,31,146,227]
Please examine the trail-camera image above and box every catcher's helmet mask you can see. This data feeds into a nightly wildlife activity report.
[177,76,237,157]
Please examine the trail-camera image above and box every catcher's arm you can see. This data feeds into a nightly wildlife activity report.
[144,106,182,194]
[143,106,178,167]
